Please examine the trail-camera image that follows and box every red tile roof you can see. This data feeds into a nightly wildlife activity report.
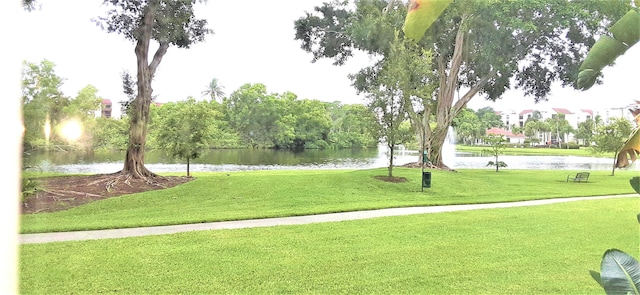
[519,109,533,116]
[486,127,525,138]
[552,108,573,115]
[580,109,593,116]
[102,99,112,105]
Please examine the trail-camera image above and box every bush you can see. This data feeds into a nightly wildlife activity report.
[506,143,525,148]
[21,177,40,201]
[560,143,581,149]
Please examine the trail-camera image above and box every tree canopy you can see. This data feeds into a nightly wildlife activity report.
[22,60,103,149]
[153,98,218,177]
[294,0,630,168]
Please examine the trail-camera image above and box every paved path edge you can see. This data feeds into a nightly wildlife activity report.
[20,194,639,244]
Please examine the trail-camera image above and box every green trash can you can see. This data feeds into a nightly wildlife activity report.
[422,171,431,188]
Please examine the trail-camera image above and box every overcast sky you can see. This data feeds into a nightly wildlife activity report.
[19,0,639,117]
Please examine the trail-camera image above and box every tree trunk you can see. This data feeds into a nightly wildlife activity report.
[427,126,448,169]
[406,15,494,170]
[121,1,167,179]
[388,144,394,177]
[187,157,191,177]
[611,153,616,176]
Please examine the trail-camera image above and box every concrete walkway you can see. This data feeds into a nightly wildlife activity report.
[20,194,638,244]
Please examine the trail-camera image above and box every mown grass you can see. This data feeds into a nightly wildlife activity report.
[456,144,603,157]
[20,168,638,233]
[20,197,639,294]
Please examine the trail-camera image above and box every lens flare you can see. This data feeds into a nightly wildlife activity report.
[44,114,51,143]
[60,120,82,142]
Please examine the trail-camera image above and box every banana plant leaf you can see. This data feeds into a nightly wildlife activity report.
[577,10,640,90]
[616,127,640,168]
[402,0,452,41]
[598,249,640,295]
[630,177,640,194]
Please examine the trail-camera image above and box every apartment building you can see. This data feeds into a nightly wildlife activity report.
[496,104,636,144]
[101,99,112,118]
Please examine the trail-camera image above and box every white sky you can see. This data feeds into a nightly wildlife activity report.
[18,0,640,117]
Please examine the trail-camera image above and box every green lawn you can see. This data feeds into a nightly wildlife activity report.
[456,144,604,157]
[21,168,637,233]
[20,197,639,294]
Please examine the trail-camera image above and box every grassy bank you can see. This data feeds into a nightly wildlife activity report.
[21,168,637,233]
[20,197,639,294]
[456,144,603,157]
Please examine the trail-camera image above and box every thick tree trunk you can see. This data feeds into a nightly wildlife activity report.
[422,15,494,170]
[427,126,449,169]
[121,1,167,179]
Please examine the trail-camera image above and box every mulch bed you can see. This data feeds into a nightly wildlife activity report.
[22,174,193,214]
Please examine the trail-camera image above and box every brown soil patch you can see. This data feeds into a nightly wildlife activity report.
[22,174,193,214]
[374,176,408,183]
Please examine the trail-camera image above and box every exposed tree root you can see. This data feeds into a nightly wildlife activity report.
[44,189,102,198]
[22,173,193,214]
[84,171,166,192]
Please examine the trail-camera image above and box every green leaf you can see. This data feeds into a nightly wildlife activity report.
[610,10,640,47]
[591,270,604,289]
[600,249,640,295]
[577,9,639,91]
[576,69,599,91]
[402,0,452,41]
[578,36,628,73]
[630,177,640,195]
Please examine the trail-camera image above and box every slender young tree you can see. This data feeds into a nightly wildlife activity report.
[593,117,632,176]
[154,98,217,177]
[362,33,421,177]
[96,0,211,178]
[483,134,508,172]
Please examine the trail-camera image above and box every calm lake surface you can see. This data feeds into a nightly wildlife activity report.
[22,146,637,174]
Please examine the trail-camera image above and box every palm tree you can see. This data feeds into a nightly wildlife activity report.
[201,78,225,102]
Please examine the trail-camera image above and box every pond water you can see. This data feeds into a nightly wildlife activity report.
[22,145,637,174]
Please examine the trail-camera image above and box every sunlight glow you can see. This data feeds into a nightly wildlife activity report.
[44,114,51,143]
[59,120,82,142]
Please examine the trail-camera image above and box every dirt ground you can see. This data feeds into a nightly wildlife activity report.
[22,174,193,214]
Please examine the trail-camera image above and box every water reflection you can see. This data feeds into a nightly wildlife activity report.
[22,147,636,174]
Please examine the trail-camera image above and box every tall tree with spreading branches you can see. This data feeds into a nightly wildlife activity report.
[95,0,211,178]
[294,0,630,169]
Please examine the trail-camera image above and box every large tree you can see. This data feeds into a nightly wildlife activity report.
[294,0,630,169]
[574,118,596,146]
[476,107,503,130]
[21,60,69,148]
[452,108,482,145]
[326,103,378,148]
[96,0,211,178]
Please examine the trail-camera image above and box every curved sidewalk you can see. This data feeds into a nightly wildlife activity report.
[20,194,638,244]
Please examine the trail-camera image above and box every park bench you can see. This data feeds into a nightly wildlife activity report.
[566,172,590,183]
